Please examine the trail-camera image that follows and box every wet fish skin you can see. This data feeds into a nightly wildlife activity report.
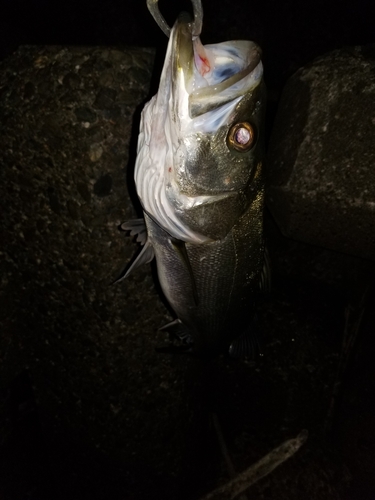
[174,85,266,241]
[145,188,265,356]
[122,1,267,357]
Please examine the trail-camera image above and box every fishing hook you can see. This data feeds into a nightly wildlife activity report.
[146,0,203,37]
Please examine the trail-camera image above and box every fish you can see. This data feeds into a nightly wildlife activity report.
[119,0,268,357]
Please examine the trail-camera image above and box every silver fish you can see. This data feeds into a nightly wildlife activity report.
[121,0,267,357]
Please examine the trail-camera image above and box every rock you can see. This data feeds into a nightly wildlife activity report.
[266,45,375,261]
[0,45,191,476]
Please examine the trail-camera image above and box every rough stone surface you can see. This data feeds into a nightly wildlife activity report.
[0,45,373,499]
[266,45,375,261]
[0,43,188,463]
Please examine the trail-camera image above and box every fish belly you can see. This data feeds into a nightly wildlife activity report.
[144,193,264,354]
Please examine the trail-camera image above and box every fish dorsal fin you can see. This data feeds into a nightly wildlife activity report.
[229,329,261,359]
[229,317,263,359]
[114,239,154,283]
[170,238,199,305]
[259,246,271,293]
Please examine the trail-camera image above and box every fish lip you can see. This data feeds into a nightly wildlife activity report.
[170,190,237,211]
[171,14,195,91]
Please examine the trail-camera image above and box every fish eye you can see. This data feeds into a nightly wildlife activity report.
[227,122,256,152]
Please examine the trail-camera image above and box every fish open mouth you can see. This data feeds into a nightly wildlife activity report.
[146,0,263,122]
[170,12,263,118]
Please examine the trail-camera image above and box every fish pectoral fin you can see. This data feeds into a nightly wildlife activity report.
[159,319,194,345]
[170,238,199,305]
[114,239,154,283]
[229,318,263,360]
[121,218,148,246]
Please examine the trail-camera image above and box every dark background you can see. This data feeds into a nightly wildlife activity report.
[1,0,374,92]
[1,1,375,499]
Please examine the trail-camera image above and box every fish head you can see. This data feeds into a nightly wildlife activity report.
[135,13,266,242]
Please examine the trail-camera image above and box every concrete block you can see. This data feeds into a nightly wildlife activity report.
[266,45,375,261]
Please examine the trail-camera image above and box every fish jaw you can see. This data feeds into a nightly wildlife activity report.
[134,13,265,242]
